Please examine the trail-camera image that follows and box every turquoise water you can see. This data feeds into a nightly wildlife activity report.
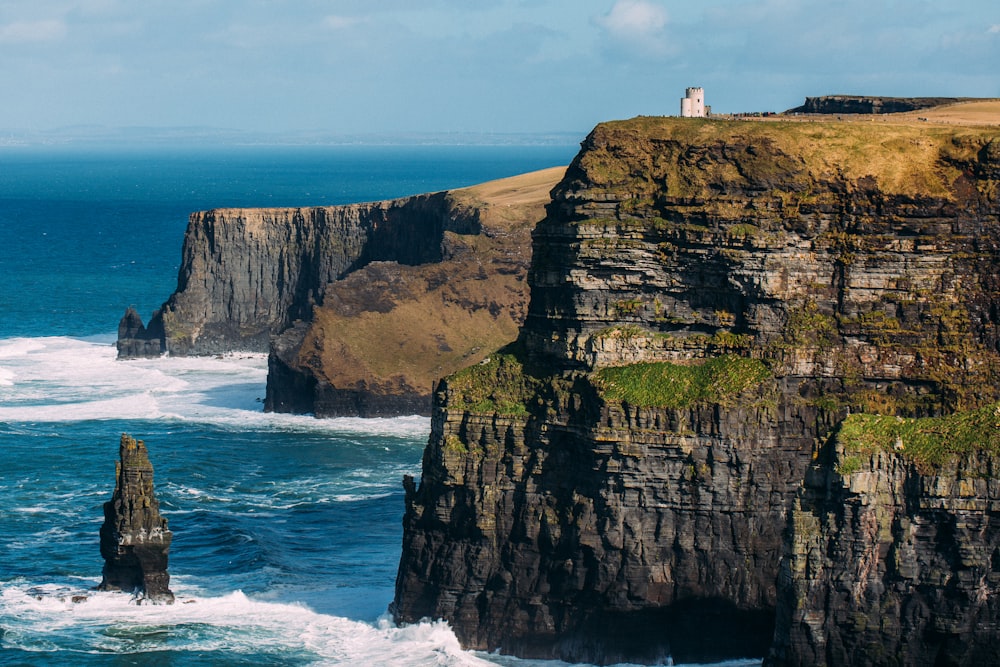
[0,145,760,666]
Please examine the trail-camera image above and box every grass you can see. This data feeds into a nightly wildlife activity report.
[837,402,1000,469]
[445,350,540,417]
[594,355,770,408]
[578,116,998,200]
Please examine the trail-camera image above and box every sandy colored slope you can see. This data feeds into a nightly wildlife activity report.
[457,165,567,206]
[895,100,1000,126]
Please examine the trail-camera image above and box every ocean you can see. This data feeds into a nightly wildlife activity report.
[0,144,761,667]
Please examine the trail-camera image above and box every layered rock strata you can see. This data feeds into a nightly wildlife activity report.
[393,117,1000,663]
[768,423,1000,666]
[118,194,460,357]
[98,433,174,603]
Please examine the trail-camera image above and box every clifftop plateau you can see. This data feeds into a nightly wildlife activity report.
[393,115,1000,664]
[785,95,983,115]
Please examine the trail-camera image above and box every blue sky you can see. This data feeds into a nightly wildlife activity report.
[1,0,997,137]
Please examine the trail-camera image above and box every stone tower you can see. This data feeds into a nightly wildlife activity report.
[680,86,706,117]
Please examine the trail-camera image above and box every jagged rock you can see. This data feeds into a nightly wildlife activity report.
[97,434,174,603]
[767,439,1000,666]
[116,307,165,359]
[119,194,457,358]
[393,116,1000,663]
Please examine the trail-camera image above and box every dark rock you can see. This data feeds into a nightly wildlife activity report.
[121,194,457,358]
[393,117,1000,664]
[97,434,174,604]
[767,446,1000,667]
[785,95,976,115]
[116,307,165,359]
[119,170,557,417]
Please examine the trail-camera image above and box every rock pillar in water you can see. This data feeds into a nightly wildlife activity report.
[98,433,174,603]
[116,307,165,359]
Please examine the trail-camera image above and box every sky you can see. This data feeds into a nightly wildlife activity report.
[0,0,998,139]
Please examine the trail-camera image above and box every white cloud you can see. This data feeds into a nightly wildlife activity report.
[598,0,668,39]
[324,15,364,31]
[989,24,1000,34]
[0,19,67,44]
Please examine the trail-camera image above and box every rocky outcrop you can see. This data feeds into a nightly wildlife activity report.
[97,434,174,603]
[262,171,560,417]
[393,118,1000,663]
[785,96,975,115]
[116,307,164,359]
[768,414,1000,666]
[395,371,827,663]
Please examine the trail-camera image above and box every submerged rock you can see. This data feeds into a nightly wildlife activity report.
[97,434,174,603]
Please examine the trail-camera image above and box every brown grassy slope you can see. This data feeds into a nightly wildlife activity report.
[294,167,565,395]
[892,99,1000,126]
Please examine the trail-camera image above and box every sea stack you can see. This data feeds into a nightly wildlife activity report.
[98,433,174,603]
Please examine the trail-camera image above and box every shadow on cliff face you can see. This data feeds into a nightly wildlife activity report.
[528,600,774,665]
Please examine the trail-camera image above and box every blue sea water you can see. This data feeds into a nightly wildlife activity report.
[0,145,762,667]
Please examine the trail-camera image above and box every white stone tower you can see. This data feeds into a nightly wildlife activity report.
[680,87,705,118]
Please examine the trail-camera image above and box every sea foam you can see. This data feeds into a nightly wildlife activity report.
[0,582,499,666]
[0,336,430,438]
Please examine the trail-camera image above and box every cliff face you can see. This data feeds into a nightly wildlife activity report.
[393,117,1000,663]
[120,194,457,356]
[396,373,827,663]
[264,170,559,417]
[769,412,1000,666]
[119,168,561,416]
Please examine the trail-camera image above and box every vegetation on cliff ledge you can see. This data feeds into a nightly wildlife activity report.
[594,355,770,408]
[445,350,540,417]
[837,401,1000,469]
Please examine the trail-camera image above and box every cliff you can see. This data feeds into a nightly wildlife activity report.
[768,408,1000,666]
[393,116,1000,663]
[118,168,562,417]
[119,193,462,356]
[785,96,978,115]
[265,169,559,417]
[98,434,174,603]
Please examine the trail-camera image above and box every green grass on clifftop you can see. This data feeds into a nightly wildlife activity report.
[837,402,1000,469]
[595,355,770,408]
[445,350,540,417]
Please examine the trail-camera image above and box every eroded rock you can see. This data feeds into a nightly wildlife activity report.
[97,434,174,604]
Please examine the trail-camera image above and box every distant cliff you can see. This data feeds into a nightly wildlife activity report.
[785,95,976,115]
[119,194,463,356]
[119,168,561,417]
[392,116,1000,663]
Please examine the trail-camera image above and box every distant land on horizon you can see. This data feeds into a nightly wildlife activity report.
[6,96,999,148]
[0,125,588,148]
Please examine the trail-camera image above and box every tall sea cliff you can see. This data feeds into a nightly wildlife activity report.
[118,169,561,416]
[392,116,1000,664]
